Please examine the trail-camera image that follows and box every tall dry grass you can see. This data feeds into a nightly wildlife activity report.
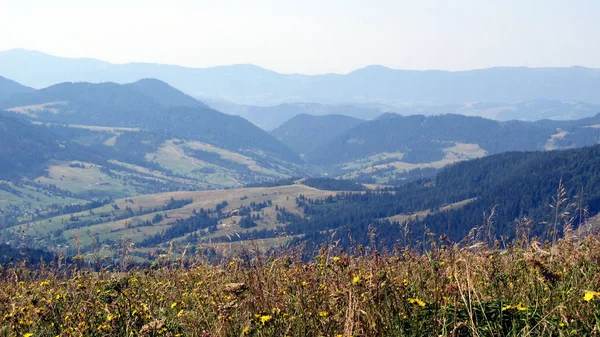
[1,233,600,336]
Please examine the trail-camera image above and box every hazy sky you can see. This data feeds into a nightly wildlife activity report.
[1,0,599,74]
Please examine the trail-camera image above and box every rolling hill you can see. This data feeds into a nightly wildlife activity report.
[0,75,34,100]
[306,113,600,166]
[0,79,301,163]
[271,114,364,154]
[205,100,384,130]
[3,49,600,107]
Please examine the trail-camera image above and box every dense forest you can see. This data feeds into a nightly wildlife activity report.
[203,145,600,254]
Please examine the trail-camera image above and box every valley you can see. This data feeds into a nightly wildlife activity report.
[1,72,600,262]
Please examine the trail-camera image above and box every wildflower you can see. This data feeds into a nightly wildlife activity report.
[39,280,50,287]
[177,309,184,317]
[260,315,272,324]
[332,256,341,262]
[352,276,361,285]
[408,298,426,307]
[301,281,308,287]
[403,279,409,286]
[97,324,111,331]
[318,311,329,317]
[516,303,527,311]
[23,334,34,337]
[584,290,600,302]
[171,302,178,308]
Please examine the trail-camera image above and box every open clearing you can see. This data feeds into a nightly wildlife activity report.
[545,129,569,150]
[342,142,487,181]
[14,184,337,250]
[8,101,66,117]
[35,162,135,197]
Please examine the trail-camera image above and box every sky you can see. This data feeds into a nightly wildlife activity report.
[1,0,599,74]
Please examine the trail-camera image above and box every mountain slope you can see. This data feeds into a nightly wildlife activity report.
[271,114,364,154]
[307,113,600,166]
[0,75,34,100]
[0,113,105,179]
[125,78,208,109]
[3,49,600,106]
[0,80,301,163]
[284,144,600,250]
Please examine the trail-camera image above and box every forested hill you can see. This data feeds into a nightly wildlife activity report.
[276,145,600,250]
[0,80,300,163]
[0,75,34,100]
[271,114,364,154]
[0,113,103,179]
[306,113,600,165]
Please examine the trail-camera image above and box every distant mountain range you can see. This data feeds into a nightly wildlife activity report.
[390,100,600,122]
[3,49,600,108]
[206,98,600,130]
[2,74,600,191]
[203,99,385,130]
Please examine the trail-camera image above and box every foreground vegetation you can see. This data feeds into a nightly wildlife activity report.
[2,233,600,336]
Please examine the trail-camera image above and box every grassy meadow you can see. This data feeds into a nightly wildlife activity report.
[2,234,600,336]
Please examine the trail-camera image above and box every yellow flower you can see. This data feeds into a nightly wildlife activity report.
[23,334,34,337]
[301,281,308,287]
[403,279,409,286]
[39,280,50,286]
[318,311,329,317]
[177,309,184,317]
[260,315,272,324]
[332,256,341,262]
[584,290,600,302]
[352,276,361,285]
[408,298,426,307]
[516,303,527,311]
[171,302,178,308]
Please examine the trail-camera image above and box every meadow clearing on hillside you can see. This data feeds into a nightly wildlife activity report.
[11,184,336,255]
[2,234,600,336]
